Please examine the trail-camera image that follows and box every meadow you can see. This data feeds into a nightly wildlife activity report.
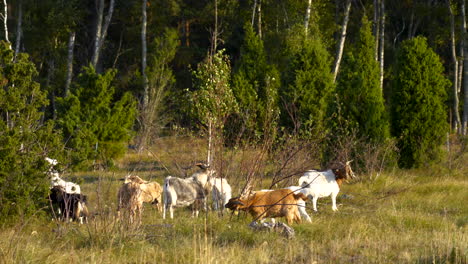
[0,136,467,263]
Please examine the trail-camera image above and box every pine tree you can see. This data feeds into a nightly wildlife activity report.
[390,37,449,168]
[334,16,389,143]
[231,23,280,142]
[56,66,136,169]
[0,41,63,222]
[280,26,335,135]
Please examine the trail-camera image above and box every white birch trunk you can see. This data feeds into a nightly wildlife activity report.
[64,32,75,97]
[251,0,257,26]
[459,0,466,95]
[332,0,351,83]
[463,0,468,135]
[142,0,148,108]
[91,0,115,68]
[448,0,461,133]
[14,0,22,57]
[379,0,385,91]
[257,0,262,39]
[304,0,312,36]
[2,0,10,48]
[91,0,104,67]
[373,0,380,60]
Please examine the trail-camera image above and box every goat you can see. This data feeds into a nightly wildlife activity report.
[225,189,308,225]
[45,157,81,194]
[261,186,312,223]
[117,175,163,225]
[206,177,232,211]
[48,186,89,224]
[298,160,355,211]
[162,163,213,219]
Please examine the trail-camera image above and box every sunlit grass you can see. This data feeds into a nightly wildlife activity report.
[0,138,466,263]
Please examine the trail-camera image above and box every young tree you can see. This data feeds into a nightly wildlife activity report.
[390,37,449,168]
[56,66,136,169]
[281,26,335,135]
[231,23,280,143]
[136,29,179,152]
[334,16,390,143]
[0,41,63,222]
[190,49,238,165]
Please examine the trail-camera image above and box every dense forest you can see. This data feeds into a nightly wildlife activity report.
[0,0,467,221]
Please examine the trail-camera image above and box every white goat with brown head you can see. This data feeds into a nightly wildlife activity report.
[298,160,355,212]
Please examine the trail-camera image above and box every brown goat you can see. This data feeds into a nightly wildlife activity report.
[225,189,308,225]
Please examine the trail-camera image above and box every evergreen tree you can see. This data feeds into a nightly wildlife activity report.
[56,66,136,169]
[334,16,389,143]
[390,37,449,168]
[280,26,335,135]
[231,23,280,142]
[0,41,63,222]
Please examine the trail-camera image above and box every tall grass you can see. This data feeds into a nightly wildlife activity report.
[0,137,466,263]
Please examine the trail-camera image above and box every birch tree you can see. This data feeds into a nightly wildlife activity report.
[447,0,461,133]
[91,0,115,69]
[14,0,22,57]
[1,0,10,47]
[332,0,351,82]
[304,0,312,36]
[64,32,75,97]
[379,0,385,91]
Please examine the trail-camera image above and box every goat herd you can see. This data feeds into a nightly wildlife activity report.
[46,158,356,226]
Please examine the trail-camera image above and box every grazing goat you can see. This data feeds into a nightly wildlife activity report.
[207,177,232,211]
[45,157,81,194]
[298,161,355,211]
[48,186,89,224]
[225,189,308,225]
[162,163,214,219]
[117,175,163,225]
[261,186,312,223]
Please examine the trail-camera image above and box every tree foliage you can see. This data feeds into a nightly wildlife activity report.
[56,66,136,169]
[231,23,280,142]
[390,37,449,168]
[280,26,335,135]
[334,16,390,143]
[0,41,63,222]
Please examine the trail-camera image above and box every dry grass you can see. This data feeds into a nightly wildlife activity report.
[0,136,467,263]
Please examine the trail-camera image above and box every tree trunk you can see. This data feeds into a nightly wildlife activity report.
[373,0,380,60]
[463,0,468,135]
[459,0,466,95]
[379,0,385,91]
[14,0,22,58]
[332,0,351,83]
[91,0,115,69]
[64,32,75,97]
[141,0,148,108]
[2,0,10,47]
[448,0,461,133]
[91,0,104,67]
[304,0,312,36]
[251,0,257,26]
[257,0,262,39]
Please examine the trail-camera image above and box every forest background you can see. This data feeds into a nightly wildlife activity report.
[0,0,467,246]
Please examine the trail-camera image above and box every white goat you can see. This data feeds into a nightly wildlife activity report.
[298,161,355,212]
[45,157,81,194]
[207,177,232,211]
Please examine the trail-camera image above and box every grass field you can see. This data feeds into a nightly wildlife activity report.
[0,137,467,263]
